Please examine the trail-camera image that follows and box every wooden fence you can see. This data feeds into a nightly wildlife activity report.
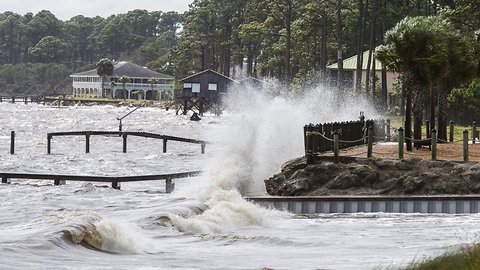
[304,119,388,156]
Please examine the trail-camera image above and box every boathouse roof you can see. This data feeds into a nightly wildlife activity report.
[179,69,237,83]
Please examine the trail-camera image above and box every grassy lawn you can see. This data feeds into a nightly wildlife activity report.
[383,115,476,142]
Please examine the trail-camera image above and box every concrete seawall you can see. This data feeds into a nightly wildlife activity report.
[247,196,480,214]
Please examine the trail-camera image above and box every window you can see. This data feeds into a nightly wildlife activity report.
[192,83,200,93]
[183,83,192,88]
[208,83,217,91]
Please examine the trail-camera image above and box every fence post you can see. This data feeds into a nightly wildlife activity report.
[431,129,437,161]
[386,119,391,142]
[305,124,314,165]
[425,120,430,139]
[367,126,373,158]
[398,127,404,160]
[10,131,15,154]
[333,131,339,163]
[473,121,477,144]
[463,130,469,162]
[449,120,454,143]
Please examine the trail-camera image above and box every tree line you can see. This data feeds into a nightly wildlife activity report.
[0,1,478,111]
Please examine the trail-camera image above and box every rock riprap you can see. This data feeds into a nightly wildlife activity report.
[264,157,480,196]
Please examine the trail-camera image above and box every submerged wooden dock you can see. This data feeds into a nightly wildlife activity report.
[0,171,201,192]
[47,131,207,154]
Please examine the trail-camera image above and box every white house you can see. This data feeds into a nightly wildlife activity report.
[71,61,174,100]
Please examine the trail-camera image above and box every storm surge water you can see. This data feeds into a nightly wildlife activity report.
[168,82,376,235]
[1,83,479,270]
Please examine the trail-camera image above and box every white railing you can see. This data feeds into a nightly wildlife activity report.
[107,82,174,91]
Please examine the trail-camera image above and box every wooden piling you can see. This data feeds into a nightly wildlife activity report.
[464,130,469,162]
[10,131,15,154]
[449,121,454,143]
[2,176,9,184]
[122,133,127,153]
[431,129,437,161]
[112,181,121,189]
[85,133,90,153]
[165,178,174,193]
[11,96,15,103]
[201,142,206,154]
[54,178,66,185]
[163,138,167,153]
[333,131,339,163]
[386,119,391,142]
[367,126,373,158]
[398,127,404,160]
[47,134,52,154]
[473,121,477,144]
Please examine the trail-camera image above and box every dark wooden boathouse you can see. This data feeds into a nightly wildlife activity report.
[176,69,237,115]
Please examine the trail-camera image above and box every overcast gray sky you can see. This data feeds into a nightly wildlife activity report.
[3,0,193,20]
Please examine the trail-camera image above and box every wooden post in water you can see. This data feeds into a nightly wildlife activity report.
[398,127,404,160]
[165,178,174,193]
[333,131,339,163]
[431,129,437,161]
[201,142,206,154]
[11,96,15,103]
[85,133,90,153]
[367,126,373,158]
[473,121,477,144]
[163,138,167,153]
[122,133,127,153]
[463,130,469,162]
[386,119,391,142]
[112,181,121,189]
[2,176,9,184]
[199,99,204,116]
[449,121,454,142]
[47,134,52,154]
[10,131,15,154]
[54,178,66,186]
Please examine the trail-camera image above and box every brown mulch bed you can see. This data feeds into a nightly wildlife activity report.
[317,142,480,161]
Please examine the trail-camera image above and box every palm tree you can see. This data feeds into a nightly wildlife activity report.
[96,58,114,98]
[110,81,117,99]
[377,16,442,150]
[432,19,477,141]
[119,75,130,100]
[148,78,160,100]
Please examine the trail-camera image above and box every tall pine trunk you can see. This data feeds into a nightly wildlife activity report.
[335,0,344,94]
[437,85,448,141]
[354,0,365,94]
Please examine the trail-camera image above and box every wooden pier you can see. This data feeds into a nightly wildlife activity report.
[47,131,207,154]
[0,171,201,192]
[0,95,45,104]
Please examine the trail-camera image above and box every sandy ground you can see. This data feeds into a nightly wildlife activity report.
[317,142,480,161]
